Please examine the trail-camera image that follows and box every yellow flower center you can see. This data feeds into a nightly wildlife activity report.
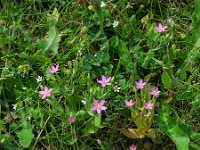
[97,104,101,108]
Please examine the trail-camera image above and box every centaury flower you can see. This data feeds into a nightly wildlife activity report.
[135,79,146,89]
[150,87,160,97]
[39,86,52,99]
[90,99,107,114]
[48,64,59,73]
[125,99,134,107]
[145,100,153,110]
[68,116,76,123]
[129,144,137,150]
[155,23,167,32]
[97,75,111,87]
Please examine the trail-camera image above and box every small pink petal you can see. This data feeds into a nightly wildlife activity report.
[101,106,107,110]
[101,83,106,87]
[97,80,104,84]
[102,75,106,81]
[105,77,111,82]
[44,86,48,91]
[46,93,51,97]
[56,64,59,70]
[125,100,129,106]
[42,95,47,99]
[93,99,98,105]
[39,91,45,95]
[97,108,101,114]
[48,88,52,93]
[51,65,55,70]
[99,100,105,105]
[91,106,97,110]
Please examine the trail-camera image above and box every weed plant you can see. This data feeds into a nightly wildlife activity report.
[0,0,199,150]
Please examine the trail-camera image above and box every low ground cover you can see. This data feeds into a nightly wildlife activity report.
[0,0,200,149]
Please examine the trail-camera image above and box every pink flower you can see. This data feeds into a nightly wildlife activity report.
[90,99,107,114]
[125,99,134,107]
[145,100,153,110]
[68,116,76,123]
[150,87,160,97]
[38,86,52,99]
[135,79,146,89]
[155,23,167,32]
[129,144,137,150]
[48,64,59,73]
[97,75,111,87]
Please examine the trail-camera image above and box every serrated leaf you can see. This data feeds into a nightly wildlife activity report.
[47,7,59,26]
[36,26,61,56]
[158,102,190,150]
[84,114,101,134]
[44,26,61,55]
[17,128,34,148]
[161,71,172,89]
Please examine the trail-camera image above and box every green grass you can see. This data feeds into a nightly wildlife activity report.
[0,0,199,149]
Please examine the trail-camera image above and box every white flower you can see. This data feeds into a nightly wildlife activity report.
[22,87,27,90]
[36,76,43,82]
[168,18,175,25]
[100,1,106,7]
[81,100,87,105]
[113,85,120,92]
[97,139,101,144]
[12,104,17,111]
[113,20,119,28]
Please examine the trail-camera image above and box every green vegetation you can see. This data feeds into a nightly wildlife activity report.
[0,0,199,149]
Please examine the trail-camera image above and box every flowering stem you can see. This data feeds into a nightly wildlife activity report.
[141,89,144,108]
[134,89,139,111]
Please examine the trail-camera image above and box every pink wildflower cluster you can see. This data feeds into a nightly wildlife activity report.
[38,65,60,99]
[126,79,161,110]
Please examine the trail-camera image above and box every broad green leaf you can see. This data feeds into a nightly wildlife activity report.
[161,71,172,89]
[44,26,61,55]
[47,7,59,27]
[158,102,190,150]
[84,114,101,134]
[17,128,34,148]
[192,0,200,44]
[36,26,61,56]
